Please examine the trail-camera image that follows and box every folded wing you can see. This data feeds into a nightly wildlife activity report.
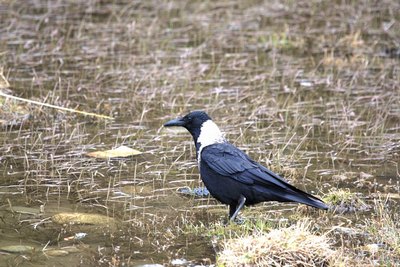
[201,143,328,209]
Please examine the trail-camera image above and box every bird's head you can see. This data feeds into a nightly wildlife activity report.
[164,111,225,151]
[164,110,211,133]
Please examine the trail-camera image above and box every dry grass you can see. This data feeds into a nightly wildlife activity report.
[323,188,370,213]
[364,199,400,259]
[217,220,340,267]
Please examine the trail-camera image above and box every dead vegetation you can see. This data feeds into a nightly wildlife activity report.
[323,188,370,213]
[364,199,400,260]
[217,220,339,267]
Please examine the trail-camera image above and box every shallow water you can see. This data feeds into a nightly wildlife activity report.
[0,0,399,265]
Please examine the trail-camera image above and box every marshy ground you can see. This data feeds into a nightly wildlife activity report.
[0,0,399,266]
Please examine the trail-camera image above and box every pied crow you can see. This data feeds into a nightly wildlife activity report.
[164,111,328,221]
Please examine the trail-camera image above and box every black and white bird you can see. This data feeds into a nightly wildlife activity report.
[164,111,328,221]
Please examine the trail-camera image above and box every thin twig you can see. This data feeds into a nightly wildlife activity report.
[0,91,113,120]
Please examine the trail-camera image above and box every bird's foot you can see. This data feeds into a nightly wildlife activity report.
[233,216,246,225]
[224,216,246,225]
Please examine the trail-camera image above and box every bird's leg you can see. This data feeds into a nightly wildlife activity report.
[229,195,246,222]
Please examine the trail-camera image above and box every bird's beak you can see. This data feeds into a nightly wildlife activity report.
[164,117,185,127]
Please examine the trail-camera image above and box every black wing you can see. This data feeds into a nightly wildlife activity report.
[201,142,328,209]
[201,143,290,188]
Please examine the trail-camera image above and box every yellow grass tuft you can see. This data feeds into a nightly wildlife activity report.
[217,220,340,267]
[323,188,369,213]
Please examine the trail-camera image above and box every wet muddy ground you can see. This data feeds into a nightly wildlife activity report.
[0,0,399,266]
